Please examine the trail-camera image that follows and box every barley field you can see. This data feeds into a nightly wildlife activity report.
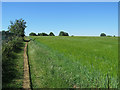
[28,36,118,88]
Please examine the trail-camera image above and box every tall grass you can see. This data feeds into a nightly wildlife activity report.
[28,36,118,88]
[2,37,24,88]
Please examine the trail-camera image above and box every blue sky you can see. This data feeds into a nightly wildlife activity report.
[2,2,118,36]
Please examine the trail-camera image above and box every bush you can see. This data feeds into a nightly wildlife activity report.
[2,30,15,41]
[2,37,23,57]
[59,31,69,36]
[107,35,112,37]
[49,32,55,36]
[100,33,106,37]
[2,36,23,87]
[38,32,48,36]
[29,32,37,36]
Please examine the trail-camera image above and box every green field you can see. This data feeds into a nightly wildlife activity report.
[28,36,118,88]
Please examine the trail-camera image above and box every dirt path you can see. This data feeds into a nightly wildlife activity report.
[23,42,31,89]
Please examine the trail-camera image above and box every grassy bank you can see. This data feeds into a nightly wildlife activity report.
[28,36,118,88]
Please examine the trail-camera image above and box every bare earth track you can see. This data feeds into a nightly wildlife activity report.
[23,42,31,89]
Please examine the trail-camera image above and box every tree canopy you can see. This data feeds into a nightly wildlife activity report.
[100,33,106,37]
[29,32,37,36]
[49,32,55,36]
[38,32,48,36]
[8,18,27,37]
[59,31,69,36]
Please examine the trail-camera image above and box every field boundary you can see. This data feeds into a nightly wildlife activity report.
[23,42,31,89]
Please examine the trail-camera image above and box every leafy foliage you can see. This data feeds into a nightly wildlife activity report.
[2,37,24,88]
[38,32,48,36]
[107,35,112,37]
[2,30,15,41]
[2,19,26,88]
[100,33,106,37]
[29,32,37,36]
[8,18,27,37]
[59,31,69,36]
[49,32,55,36]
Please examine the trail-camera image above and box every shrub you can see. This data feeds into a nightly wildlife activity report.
[2,36,23,87]
[2,30,15,41]
[49,32,55,36]
[29,32,37,36]
[100,33,106,37]
[107,35,112,37]
[38,32,48,36]
[59,31,69,36]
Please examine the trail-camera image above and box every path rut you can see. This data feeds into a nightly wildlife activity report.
[23,42,31,89]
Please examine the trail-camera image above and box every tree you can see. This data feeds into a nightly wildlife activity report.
[8,18,27,37]
[100,33,106,37]
[2,30,14,40]
[38,33,42,36]
[49,32,55,36]
[38,32,48,36]
[38,33,43,36]
[29,32,37,36]
[59,31,69,36]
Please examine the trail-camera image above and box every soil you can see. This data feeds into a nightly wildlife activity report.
[23,42,31,89]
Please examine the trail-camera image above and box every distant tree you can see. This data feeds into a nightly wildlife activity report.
[38,33,43,36]
[2,30,6,35]
[2,30,15,40]
[29,32,37,36]
[49,32,55,36]
[59,31,69,36]
[42,33,48,36]
[8,18,27,37]
[2,30,6,33]
[107,35,112,37]
[113,35,115,37]
[38,32,48,36]
[100,33,106,37]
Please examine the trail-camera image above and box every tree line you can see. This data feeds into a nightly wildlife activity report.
[29,31,116,37]
[29,31,69,36]
[2,18,116,37]
[100,33,116,37]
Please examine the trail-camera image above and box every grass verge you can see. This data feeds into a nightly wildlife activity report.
[2,41,25,88]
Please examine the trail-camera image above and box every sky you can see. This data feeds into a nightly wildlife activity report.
[2,2,118,36]
[1,0,119,2]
